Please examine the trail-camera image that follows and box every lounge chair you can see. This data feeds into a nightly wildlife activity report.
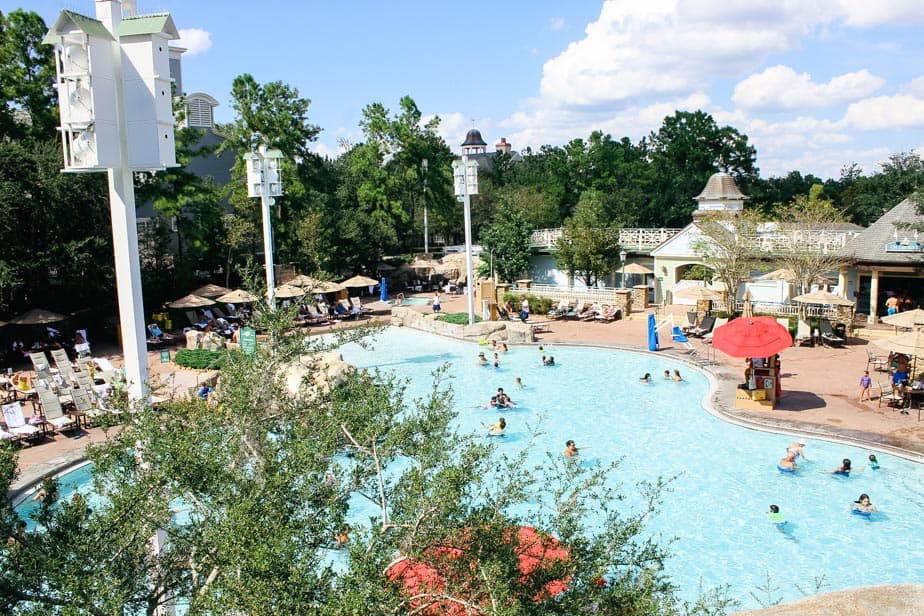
[349,297,372,314]
[702,317,728,343]
[878,381,903,408]
[29,351,53,380]
[185,311,207,330]
[688,315,716,337]
[775,318,793,344]
[577,304,597,321]
[794,320,813,346]
[819,319,845,347]
[594,305,621,323]
[547,302,571,320]
[1,402,41,443]
[36,382,77,433]
[74,329,91,357]
[867,348,888,372]
[51,348,76,382]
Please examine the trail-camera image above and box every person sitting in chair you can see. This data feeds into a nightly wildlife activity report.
[334,303,349,318]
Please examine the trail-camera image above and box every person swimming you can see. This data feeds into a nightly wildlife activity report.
[488,417,506,436]
[868,454,880,470]
[851,493,877,515]
[778,451,797,472]
[787,439,808,461]
[663,370,671,379]
[477,352,488,366]
[495,388,515,407]
[543,356,555,366]
[564,439,580,457]
[767,504,786,526]
[673,369,683,382]
[640,373,651,383]
[833,458,852,476]
[515,377,524,388]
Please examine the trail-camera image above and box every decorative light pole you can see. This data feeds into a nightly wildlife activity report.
[452,155,479,324]
[45,1,178,402]
[421,158,429,255]
[243,139,284,308]
[620,250,628,288]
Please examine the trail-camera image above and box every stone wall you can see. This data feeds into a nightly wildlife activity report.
[390,306,536,343]
[630,285,649,313]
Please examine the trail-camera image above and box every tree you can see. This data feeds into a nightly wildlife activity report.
[0,10,57,141]
[773,185,851,295]
[478,203,532,282]
[645,111,758,227]
[0,312,734,615]
[555,191,622,287]
[692,211,763,305]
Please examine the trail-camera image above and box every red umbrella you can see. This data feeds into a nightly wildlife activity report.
[711,316,792,358]
[385,525,570,614]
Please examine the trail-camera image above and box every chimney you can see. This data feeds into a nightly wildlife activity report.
[495,137,511,154]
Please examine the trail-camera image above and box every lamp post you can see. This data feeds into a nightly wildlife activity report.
[422,158,429,255]
[45,2,178,403]
[243,138,284,309]
[620,250,627,288]
[452,155,479,324]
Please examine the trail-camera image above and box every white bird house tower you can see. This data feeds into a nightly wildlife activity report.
[243,147,284,198]
[44,2,179,171]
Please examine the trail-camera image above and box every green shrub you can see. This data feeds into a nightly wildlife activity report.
[501,292,553,315]
[174,349,231,370]
[436,312,483,325]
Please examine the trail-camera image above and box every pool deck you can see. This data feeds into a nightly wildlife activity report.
[8,294,924,495]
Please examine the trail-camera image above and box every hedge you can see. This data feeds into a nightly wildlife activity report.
[174,349,232,370]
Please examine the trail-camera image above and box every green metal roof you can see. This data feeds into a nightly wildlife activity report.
[43,10,114,45]
[118,14,179,39]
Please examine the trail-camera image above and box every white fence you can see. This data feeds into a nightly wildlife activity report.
[529,228,683,251]
[524,283,625,306]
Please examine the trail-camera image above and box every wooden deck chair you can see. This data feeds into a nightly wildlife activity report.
[2,402,41,443]
[36,381,77,433]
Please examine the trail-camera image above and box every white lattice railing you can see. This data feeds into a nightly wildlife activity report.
[529,228,683,251]
[524,283,626,306]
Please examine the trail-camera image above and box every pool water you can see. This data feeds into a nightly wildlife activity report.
[337,327,924,608]
[16,328,923,609]
[395,296,430,306]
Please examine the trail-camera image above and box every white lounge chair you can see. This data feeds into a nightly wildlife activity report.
[794,320,813,346]
[36,382,77,433]
[2,402,41,443]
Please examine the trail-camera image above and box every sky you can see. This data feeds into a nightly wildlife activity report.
[11,0,924,180]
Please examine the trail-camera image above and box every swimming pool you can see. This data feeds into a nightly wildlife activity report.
[336,327,924,608]
[395,296,430,306]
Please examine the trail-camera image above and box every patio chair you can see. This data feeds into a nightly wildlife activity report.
[1,402,41,443]
[594,305,621,323]
[36,382,77,433]
[794,320,813,346]
[819,319,844,347]
[577,304,597,321]
[877,381,903,408]
[185,311,207,330]
[867,348,889,372]
[702,317,729,343]
[688,315,716,338]
[74,329,91,358]
[29,351,53,380]
[51,348,76,382]
[349,297,372,314]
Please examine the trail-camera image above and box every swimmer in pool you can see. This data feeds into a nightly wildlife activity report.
[767,504,786,525]
[488,417,506,436]
[564,440,581,458]
[543,356,555,366]
[778,451,797,471]
[787,439,808,461]
[515,377,524,388]
[640,373,651,383]
[833,458,852,476]
[851,493,877,514]
[868,454,880,470]
[477,352,488,366]
[495,388,515,407]
[501,343,509,353]
[673,369,683,382]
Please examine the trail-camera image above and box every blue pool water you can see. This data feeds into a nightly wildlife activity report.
[17,327,924,609]
[395,296,430,306]
[336,327,924,608]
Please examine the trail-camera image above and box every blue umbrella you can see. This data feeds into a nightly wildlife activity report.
[647,313,659,351]
[380,276,388,301]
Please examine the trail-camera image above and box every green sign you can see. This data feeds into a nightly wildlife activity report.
[159,349,171,363]
[240,327,257,355]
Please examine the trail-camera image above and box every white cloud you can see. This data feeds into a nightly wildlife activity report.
[733,65,884,112]
[830,0,924,27]
[842,94,924,130]
[176,28,212,56]
[906,75,924,97]
[549,17,566,31]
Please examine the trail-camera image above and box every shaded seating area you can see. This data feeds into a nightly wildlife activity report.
[819,319,845,347]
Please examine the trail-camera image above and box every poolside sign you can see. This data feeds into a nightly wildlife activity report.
[240,327,257,355]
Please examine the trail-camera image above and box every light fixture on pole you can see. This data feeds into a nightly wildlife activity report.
[452,155,479,324]
[421,158,429,255]
[620,250,627,288]
[243,137,284,309]
[45,2,179,403]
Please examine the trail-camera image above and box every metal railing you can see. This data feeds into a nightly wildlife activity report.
[529,228,683,251]
[523,283,628,307]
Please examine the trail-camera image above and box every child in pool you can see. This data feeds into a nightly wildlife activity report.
[833,458,852,476]
[868,454,880,470]
[488,417,506,436]
[767,504,786,526]
[851,493,877,514]
[515,377,524,388]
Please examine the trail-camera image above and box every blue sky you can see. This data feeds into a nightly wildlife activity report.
[11,0,924,180]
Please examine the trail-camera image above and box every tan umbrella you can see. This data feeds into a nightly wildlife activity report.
[622,263,654,275]
[875,329,924,362]
[792,289,854,307]
[881,309,924,329]
[287,274,316,287]
[274,284,305,299]
[758,268,833,285]
[190,283,231,298]
[340,275,379,288]
[409,257,440,274]
[290,275,345,293]
[216,289,258,304]
[673,286,722,301]
[167,294,215,309]
[9,308,67,325]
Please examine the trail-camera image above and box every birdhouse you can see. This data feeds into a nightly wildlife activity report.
[44,3,178,172]
[243,147,284,199]
[452,156,479,201]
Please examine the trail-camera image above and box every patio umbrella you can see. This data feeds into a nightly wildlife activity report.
[881,308,924,330]
[167,294,215,309]
[216,289,258,304]
[875,329,924,358]
[291,276,345,294]
[385,525,569,614]
[379,276,388,301]
[287,274,315,288]
[274,284,305,299]
[190,283,231,298]
[758,268,834,286]
[711,316,792,358]
[9,308,67,325]
[340,274,379,288]
[622,263,654,275]
[791,289,854,307]
[673,286,722,301]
